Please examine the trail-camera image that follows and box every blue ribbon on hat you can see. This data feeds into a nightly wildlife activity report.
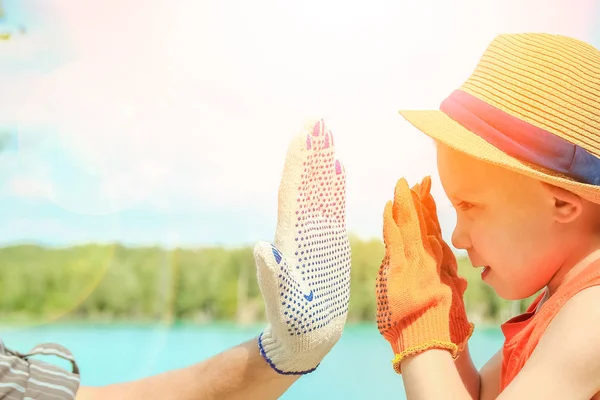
[440,89,600,186]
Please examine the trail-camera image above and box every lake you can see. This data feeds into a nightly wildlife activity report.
[0,323,504,399]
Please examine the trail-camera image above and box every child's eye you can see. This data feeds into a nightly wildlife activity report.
[455,201,474,211]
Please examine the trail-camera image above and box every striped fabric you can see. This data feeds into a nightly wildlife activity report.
[0,339,80,400]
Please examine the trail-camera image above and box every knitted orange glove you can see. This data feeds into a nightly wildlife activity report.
[413,176,474,352]
[376,178,456,374]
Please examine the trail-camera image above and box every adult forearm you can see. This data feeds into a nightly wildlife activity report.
[77,338,299,400]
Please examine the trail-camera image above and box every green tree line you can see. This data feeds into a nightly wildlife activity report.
[0,237,537,325]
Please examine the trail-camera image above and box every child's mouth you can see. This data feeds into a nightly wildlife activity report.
[481,266,490,279]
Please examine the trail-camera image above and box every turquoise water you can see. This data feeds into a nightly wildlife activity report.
[0,323,503,399]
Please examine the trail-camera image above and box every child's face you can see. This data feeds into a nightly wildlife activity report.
[436,144,569,300]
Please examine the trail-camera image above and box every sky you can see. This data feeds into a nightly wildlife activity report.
[0,0,598,248]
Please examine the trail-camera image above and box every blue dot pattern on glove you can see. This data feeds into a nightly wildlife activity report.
[272,121,351,337]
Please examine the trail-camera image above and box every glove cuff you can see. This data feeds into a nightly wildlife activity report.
[449,293,474,352]
[384,308,458,374]
[391,340,458,374]
[258,326,320,375]
[453,322,475,353]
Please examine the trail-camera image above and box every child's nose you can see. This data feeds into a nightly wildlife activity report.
[451,222,471,250]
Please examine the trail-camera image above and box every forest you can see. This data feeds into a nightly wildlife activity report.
[0,237,536,325]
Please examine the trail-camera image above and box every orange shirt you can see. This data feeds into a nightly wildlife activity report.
[500,258,600,392]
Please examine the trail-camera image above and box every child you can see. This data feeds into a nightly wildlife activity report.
[376,33,600,399]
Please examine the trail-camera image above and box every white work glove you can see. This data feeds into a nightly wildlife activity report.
[254,119,351,375]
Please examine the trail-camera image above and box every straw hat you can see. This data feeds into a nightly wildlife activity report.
[399,33,600,204]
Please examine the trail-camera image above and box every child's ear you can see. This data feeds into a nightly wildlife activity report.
[541,183,583,223]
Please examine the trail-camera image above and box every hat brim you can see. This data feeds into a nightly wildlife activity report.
[398,109,600,204]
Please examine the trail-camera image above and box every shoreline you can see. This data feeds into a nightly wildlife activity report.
[0,318,503,331]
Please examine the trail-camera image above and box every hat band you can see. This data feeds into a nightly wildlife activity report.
[440,90,600,186]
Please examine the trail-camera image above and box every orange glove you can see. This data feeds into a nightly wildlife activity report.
[413,176,474,352]
[376,178,456,374]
